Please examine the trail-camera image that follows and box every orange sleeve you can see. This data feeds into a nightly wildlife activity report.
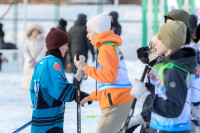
[84,45,119,83]
[88,90,99,101]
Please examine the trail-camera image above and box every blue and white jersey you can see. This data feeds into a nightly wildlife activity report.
[96,43,132,91]
[148,63,162,85]
[30,55,76,133]
[187,42,200,103]
[150,63,191,132]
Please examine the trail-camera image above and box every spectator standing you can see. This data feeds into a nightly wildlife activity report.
[22,24,46,90]
[0,23,4,71]
[68,14,95,85]
[109,11,121,36]
[56,18,69,71]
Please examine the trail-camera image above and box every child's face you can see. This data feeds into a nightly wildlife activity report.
[155,39,170,56]
[59,43,69,57]
[87,27,98,45]
[31,29,40,38]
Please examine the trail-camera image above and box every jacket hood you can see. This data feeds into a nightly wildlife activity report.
[109,11,119,23]
[164,47,197,74]
[26,24,44,41]
[164,9,190,27]
[190,15,197,28]
[75,14,87,26]
[93,30,122,49]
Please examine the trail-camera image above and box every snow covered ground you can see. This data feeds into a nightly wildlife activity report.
[0,3,145,133]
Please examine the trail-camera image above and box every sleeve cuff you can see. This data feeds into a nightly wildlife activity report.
[138,91,151,105]
[84,66,90,73]
[88,95,93,101]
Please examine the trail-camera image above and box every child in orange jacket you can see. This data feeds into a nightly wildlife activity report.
[75,13,133,133]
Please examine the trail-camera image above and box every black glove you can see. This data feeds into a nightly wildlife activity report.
[137,47,150,64]
[80,91,89,101]
[88,101,93,105]
[92,55,95,62]
[191,119,200,126]
[126,124,140,133]
[79,91,93,105]
[145,83,155,94]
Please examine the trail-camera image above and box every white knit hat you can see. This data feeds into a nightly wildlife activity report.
[86,13,111,34]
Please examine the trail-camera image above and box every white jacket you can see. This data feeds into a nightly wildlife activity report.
[22,24,46,89]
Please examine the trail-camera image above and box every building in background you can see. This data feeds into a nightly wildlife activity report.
[0,0,140,5]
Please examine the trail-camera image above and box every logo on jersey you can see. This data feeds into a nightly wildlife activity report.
[156,75,162,87]
[54,62,62,71]
[119,51,124,60]
[97,60,100,66]
[148,71,156,80]
[195,68,200,79]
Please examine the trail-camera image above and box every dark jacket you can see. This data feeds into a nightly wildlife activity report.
[141,47,196,122]
[68,14,95,62]
[0,23,4,49]
[109,11,121,36]
[189,15,198,41]
[57,18,67,33]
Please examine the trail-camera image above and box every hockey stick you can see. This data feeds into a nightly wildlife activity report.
[12,120,31,133]
[95,49,99,95]
[76,54,81,133]
[121,65,149,133]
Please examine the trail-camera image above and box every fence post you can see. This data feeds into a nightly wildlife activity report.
[190,0,195,14]
[177,0,182,9]
[153,0,159,34]
[54,0,60,26]
[97,0,103,14]
[142,0,147,47]
[12,0,18,60]
[165,0,168,14]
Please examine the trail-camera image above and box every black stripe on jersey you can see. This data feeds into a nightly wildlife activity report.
[32,113,64,120]
[32,116,64,125]
[58,84,71,101]
[59,75,67,82]
[32,120,63,126]
[69,88,76,101]
[62,85,73,101]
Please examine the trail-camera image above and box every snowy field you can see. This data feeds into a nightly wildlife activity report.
[0,3,145,133]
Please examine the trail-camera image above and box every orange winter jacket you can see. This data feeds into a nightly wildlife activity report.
[84,31,133,110]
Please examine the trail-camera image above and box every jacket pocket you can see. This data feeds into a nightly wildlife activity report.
[107,93,113,105]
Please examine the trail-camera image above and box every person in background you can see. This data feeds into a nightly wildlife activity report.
[75,13,133,133]
[68,14,95,86]
[57,18,67,33]
[0,23,4,71]
[187,24,200,133]
[22,24,46,90]
[0,23,4,48]
[189,15,198,42]
[109,11,121,36]
[56,18,70,71]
